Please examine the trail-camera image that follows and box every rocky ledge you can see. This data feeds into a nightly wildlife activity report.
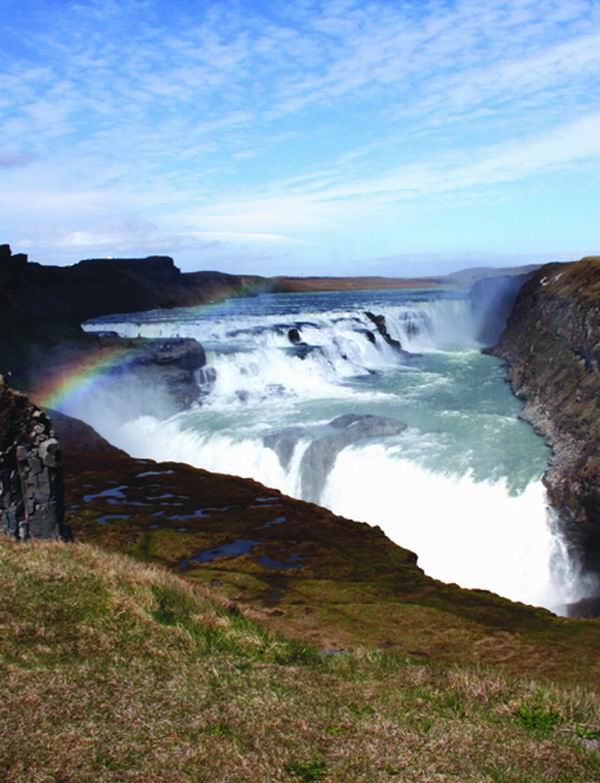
[490,257,600,578]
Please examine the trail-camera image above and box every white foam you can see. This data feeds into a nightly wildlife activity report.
[84,299,477,408]
[322,444,560,609]
[105,412,563,610]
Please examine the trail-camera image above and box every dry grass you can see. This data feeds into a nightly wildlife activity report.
[1,539,599,783]
[545,257,600,299]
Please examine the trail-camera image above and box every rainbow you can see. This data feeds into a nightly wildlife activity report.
[34,343,139,411]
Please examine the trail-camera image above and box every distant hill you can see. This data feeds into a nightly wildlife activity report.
[270,275,445,292]
[268,265,543,293]
[445,263,543,287]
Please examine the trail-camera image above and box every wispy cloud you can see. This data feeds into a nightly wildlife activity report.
[0,151,34,168]
[2,0,600,271]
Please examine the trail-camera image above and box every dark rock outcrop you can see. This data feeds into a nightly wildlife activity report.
[355,328,376,344]
[0,244,266,390]
[103,336,207,410]
[364,311,402,350]
[490,258,600,576]
[564,595,600,619]
[364,311,414,358]
[287,327,304,346]
[0,377,69,541]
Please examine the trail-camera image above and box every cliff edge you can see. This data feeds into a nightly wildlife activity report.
[491,257,600,576]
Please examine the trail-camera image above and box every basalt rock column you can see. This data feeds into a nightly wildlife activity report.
[0,376,70,541]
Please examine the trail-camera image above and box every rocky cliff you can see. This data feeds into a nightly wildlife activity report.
[0,376,70,541]
[0,244,266,389]
[491,257,600,576]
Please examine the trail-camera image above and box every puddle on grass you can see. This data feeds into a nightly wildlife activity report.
[258,553,304,570]
[254,497,281,505]
[136,470,175,478]
[179,539,259,569]
[167,509,210,521]
[96,514,131,525]
[262,515,287,529]
[83,486,128,503]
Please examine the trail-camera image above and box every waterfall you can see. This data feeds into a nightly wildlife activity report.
[72,289,576,611]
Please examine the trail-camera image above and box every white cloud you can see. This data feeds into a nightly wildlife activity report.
[2,0,600,269]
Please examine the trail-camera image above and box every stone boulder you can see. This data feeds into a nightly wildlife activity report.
[287,327,304,345]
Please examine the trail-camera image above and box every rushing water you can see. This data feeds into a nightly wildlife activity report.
[77,288,576,610]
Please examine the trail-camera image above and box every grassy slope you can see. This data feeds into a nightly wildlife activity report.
[543,257,600,300]
[1,539,600,783]
[59,433,600,690]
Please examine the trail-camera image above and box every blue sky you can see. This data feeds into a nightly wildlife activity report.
[2,0,600,275]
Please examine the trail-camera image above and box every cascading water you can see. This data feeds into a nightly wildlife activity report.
[76,288,577,611]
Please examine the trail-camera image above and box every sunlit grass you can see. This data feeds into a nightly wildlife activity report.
[1,539,599,782]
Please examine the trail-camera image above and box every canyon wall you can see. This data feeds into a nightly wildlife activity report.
[491,258,600,574]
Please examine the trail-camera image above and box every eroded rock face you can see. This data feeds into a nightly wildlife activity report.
[491,258,600,574]
[0,377,69,541]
